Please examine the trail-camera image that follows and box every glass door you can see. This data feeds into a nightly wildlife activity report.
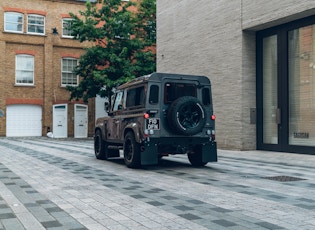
[257,16,315,154]
[262,35,279,145]
[288,25,315,147]
[257,32,283,151]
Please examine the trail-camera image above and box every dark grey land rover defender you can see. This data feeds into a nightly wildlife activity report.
[94,72,217,168]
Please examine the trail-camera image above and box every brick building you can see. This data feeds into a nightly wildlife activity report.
[157,0,315,154]
[0,0,99,138]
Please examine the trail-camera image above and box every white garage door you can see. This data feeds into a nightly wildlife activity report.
[6,105,42,137]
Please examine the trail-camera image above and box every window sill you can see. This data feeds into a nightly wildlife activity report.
[14,84,35,87]
[3,31,47,37]
[61,36,74,39]
[61,85,78,87]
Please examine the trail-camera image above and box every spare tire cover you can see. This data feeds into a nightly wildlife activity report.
[167,96,206,136]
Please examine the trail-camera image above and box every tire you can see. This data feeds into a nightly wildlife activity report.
[94,130,109,160]
[188,145,208,167]
[167,96,206,136]
[123,131,141,168]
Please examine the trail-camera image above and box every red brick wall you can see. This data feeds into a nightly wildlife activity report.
[0,0,94,137]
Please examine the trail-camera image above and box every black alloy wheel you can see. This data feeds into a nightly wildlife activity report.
[123,131,141,168]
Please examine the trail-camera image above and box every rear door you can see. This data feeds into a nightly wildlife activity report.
[161,79,198,136]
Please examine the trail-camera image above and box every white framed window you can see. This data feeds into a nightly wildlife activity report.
[15,54,34,85]
[62,18,74,38]
[61,58,78,86]
[4,12,24,33]
[27,14,45,35]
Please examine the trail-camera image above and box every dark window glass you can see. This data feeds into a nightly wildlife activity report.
[164,83,196,103]
[149,85,159,104]
[202,88,211,105]
[126,86,145,108]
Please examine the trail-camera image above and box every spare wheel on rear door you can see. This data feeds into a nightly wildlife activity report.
[167,96,206,136]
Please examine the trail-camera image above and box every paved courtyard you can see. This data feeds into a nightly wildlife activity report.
[0,137,314,230]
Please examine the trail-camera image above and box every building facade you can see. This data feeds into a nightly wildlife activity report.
[0,0,96,138]
[157,0,315,154]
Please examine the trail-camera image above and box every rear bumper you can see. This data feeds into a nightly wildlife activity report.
[140,137,217,165]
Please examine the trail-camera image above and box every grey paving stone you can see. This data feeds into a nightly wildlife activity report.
[1,218,24,230]
[255,221,285,229]
[146,201,165,206]
[0,213,16,219]
[41,220,63,228]
[211,207,233,213]
[1,138,315,230]
[178,213,201,220]
[213,219,238,227]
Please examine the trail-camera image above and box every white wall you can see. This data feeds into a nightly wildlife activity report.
[95,95,108,122]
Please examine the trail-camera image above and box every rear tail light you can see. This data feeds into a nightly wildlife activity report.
[211,115,216,120]
[144,113,150,119]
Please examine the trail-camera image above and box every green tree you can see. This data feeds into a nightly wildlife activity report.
[67,0,156,101]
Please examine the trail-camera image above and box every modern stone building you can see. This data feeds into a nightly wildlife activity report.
[157,0,315,154]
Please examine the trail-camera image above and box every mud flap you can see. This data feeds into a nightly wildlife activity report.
[141,143,159,165]
[202,142,217,162]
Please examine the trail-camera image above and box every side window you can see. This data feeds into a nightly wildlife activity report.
[15,54,34,85]
[126,86,145,108]
[113,91,124,111]
[202,88,211,105]
[149,85,159,104]
[4,12,23,33]
[27,14,45,35]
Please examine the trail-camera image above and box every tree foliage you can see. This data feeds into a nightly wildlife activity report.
[67,0,156,101]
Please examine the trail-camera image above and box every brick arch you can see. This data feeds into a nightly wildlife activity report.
[3,7,24,13]
[15,50,36,56]
[3,7,46,16]
[61,13,71,18]
[6,98,43,106]
[61,54,80,59]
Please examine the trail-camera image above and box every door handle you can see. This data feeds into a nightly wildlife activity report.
[276,108,281,125]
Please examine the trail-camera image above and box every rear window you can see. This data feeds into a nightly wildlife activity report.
[164,82,196,103]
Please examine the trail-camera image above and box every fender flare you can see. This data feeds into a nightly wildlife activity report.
[124,123,142,143]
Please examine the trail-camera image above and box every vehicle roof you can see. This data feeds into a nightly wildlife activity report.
[117,72,211,90]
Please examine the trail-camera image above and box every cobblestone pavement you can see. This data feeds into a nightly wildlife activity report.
[0,138,315,230]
